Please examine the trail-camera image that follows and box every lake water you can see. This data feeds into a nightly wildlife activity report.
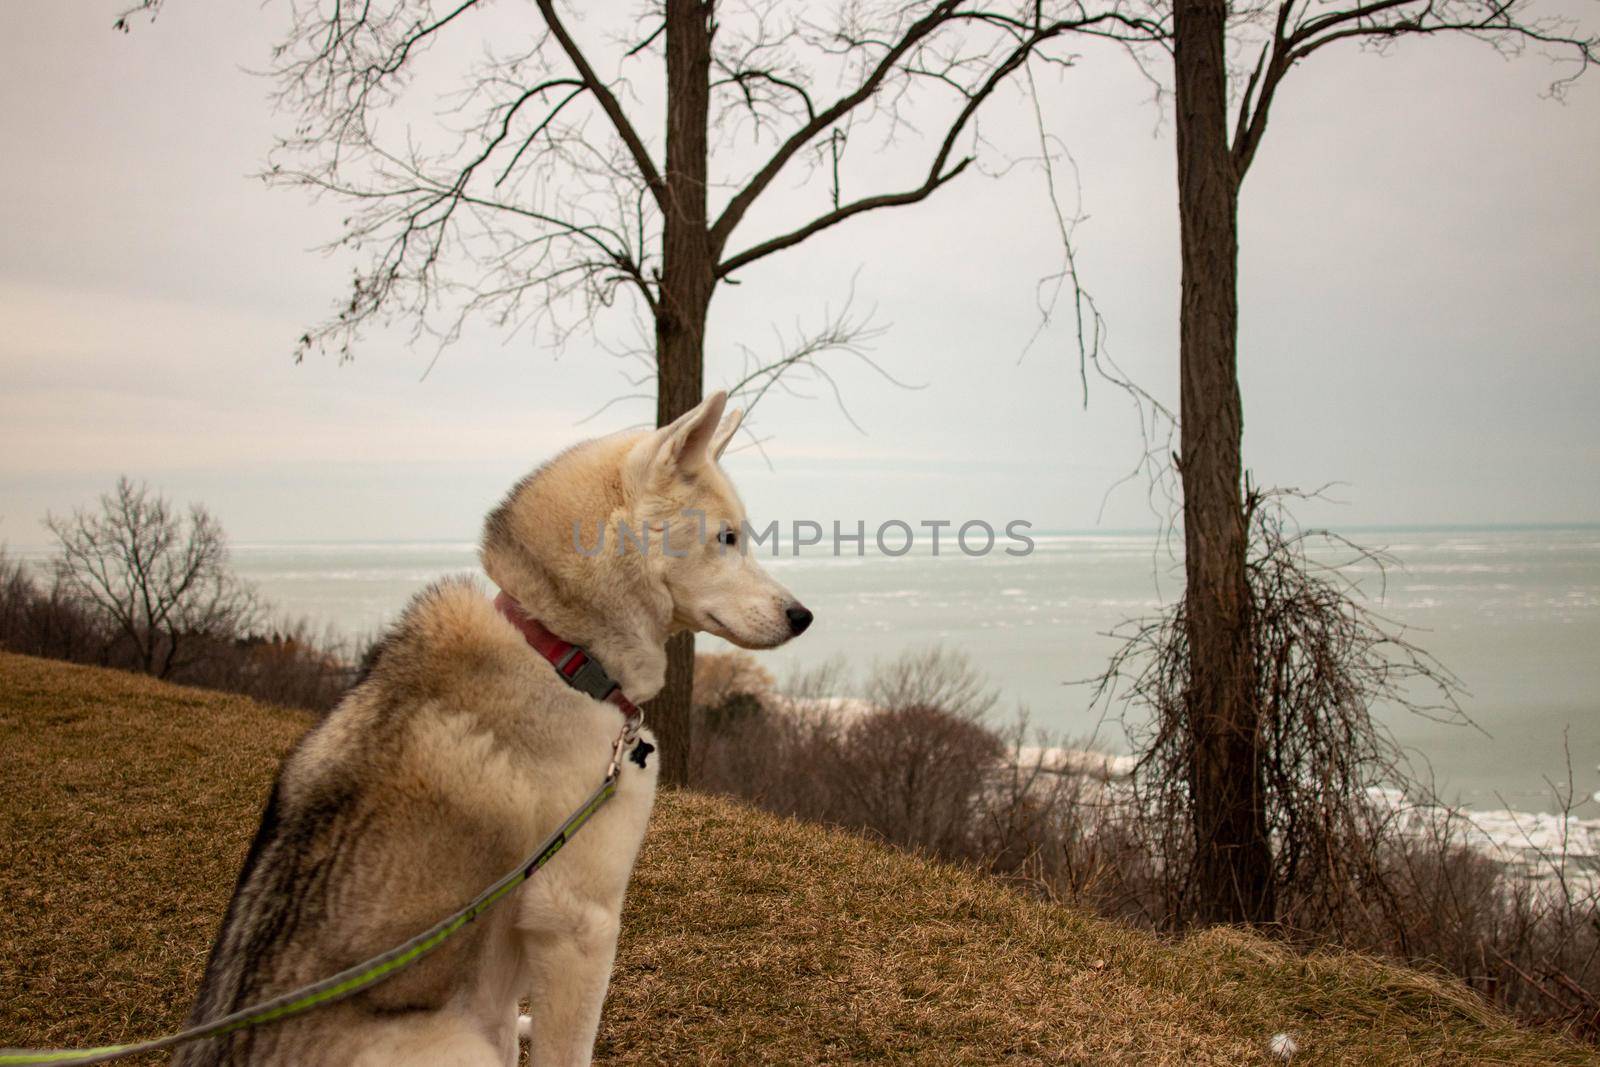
[17,527,1599,814]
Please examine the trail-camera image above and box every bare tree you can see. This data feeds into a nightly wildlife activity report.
[1162,0,1595,923]
[118,0,1164,784]
[45,477,262,680]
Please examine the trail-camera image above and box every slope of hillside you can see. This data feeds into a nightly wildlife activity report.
[0,652,1591,1065]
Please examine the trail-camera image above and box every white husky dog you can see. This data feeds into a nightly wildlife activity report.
[176,391,810,1066]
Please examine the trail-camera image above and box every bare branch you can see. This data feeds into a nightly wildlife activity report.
[1226,0,1597,177]
[535,0,667,207]
[718,7,1168,276]
[709,0,965,258]
[718,156,972,276]
[1230,0,1295,177]
[726,276,910,433]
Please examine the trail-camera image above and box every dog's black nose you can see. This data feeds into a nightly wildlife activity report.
[786,604,813,635]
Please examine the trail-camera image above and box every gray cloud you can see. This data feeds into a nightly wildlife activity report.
[1,3,1596,547]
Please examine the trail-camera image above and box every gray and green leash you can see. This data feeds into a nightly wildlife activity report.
[0,770,621,1067]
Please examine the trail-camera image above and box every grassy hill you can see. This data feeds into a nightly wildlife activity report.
[1,651,1593,1066]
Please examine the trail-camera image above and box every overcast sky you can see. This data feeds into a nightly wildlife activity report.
[1,2,1597,546]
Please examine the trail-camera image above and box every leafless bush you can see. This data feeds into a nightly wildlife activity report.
[1091,490,1466,932]
[964,718,1158,921]
[976,719,1101,891]
[3,520,354,714]
[183,622,357,713]
[694,649,1006,855]
[1353,767,1600,1040]
[0,552,115,665]
[692,684,836,816]
[838,703,1006,854]
[865,647,1000,721]
[692,651,776,715]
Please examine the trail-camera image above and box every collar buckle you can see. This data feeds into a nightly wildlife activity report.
[564,655,618,703]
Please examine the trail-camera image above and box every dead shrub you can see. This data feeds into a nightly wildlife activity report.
[692,650,775,712]
[1092,492,1465,932]
[834,703,1005,854]
[694,649,1005,855]
[1,548,353,713]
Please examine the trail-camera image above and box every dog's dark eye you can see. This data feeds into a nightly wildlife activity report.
[717,527,738,547]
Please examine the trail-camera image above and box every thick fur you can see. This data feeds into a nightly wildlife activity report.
[177,393,804,1066]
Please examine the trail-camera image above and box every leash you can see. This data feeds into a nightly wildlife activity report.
[0,745,629,1067]
[0,758,622,1067]
[2,597,649,1067]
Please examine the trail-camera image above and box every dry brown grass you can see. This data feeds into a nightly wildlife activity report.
[1,652,1593,1065]
[0,652,311,1065]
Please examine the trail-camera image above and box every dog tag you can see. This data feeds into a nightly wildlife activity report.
[628,739,654,769]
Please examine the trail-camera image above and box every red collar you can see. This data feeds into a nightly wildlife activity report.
[493,591,644,727]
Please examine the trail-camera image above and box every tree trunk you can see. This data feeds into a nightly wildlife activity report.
[1173,0,1274,924]
[650,0,715,787]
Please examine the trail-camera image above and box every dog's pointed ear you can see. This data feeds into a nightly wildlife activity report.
[661,390,726,471]
[627,390,728,490]
[710,406,743,462]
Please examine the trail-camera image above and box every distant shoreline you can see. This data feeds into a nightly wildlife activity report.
[11,521,1600,554]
